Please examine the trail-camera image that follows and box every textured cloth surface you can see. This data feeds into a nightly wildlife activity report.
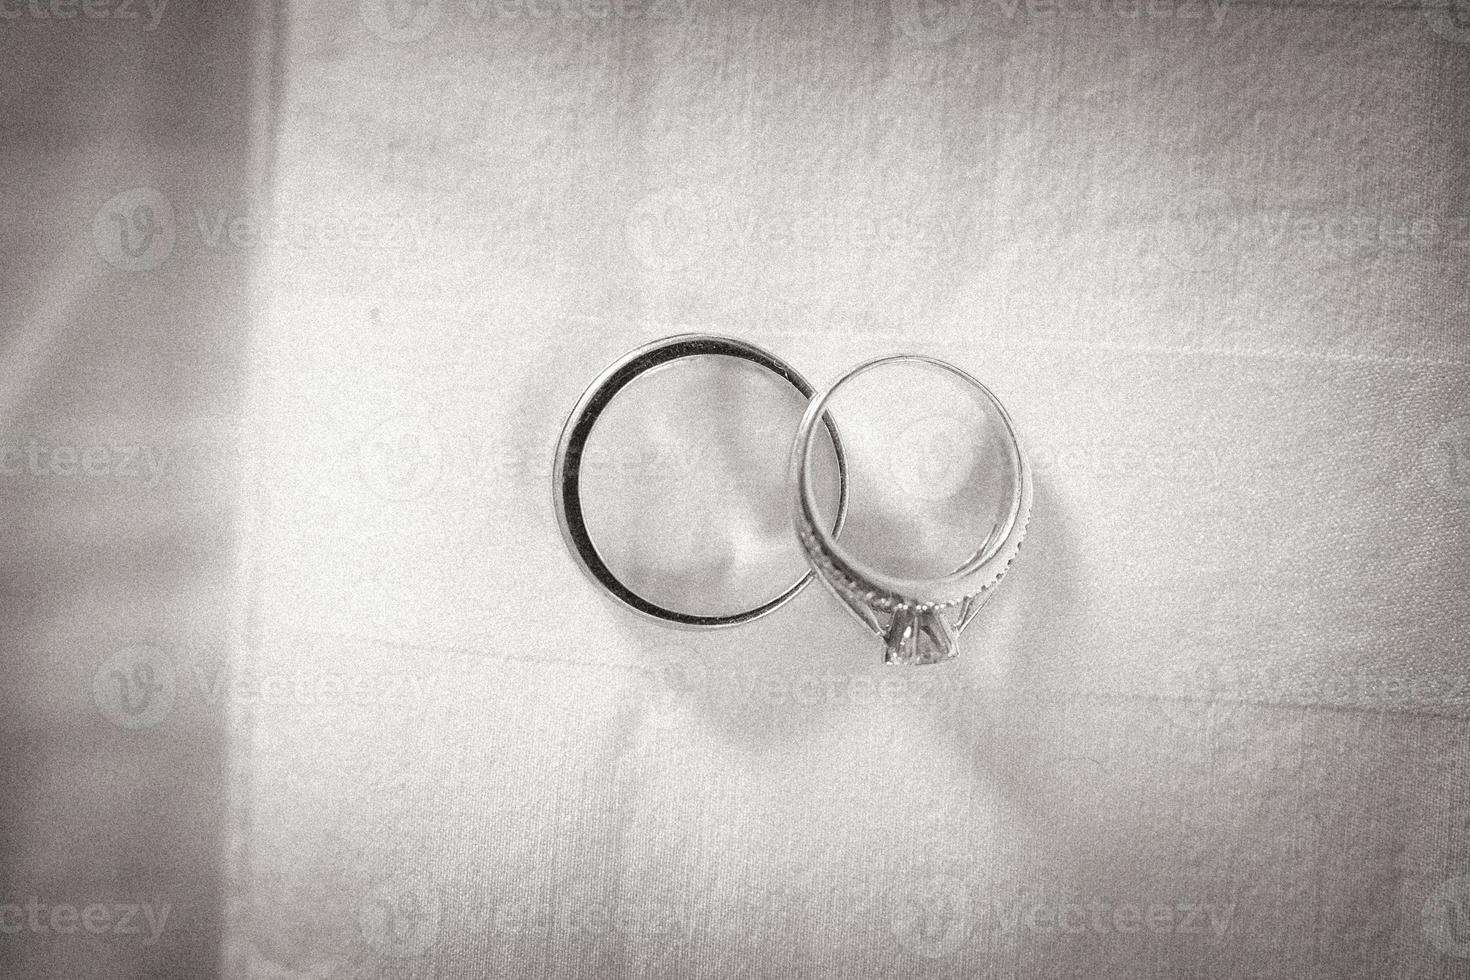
[3,1,1468,979]
[0,3,264,978]
[231,4,1470,979]
[234,3,1470,979]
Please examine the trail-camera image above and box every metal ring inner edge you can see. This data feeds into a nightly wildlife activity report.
[791,353,1030,607]
[554,334,849,628]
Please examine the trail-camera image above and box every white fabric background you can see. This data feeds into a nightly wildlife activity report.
[2,0,1467,978]
[235,2,1470,978]
[1,3,263,978]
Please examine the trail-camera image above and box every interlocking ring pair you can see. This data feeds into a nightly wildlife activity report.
[553,334,1031,665]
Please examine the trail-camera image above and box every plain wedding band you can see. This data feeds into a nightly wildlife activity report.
[553,333,848,628]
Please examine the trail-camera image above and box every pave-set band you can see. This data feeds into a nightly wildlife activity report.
[791,355,1032,666]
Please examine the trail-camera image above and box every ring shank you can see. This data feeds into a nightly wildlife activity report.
[554,334,847,628]
[791,354,1031,610]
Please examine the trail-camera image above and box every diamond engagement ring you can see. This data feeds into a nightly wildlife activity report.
[790,355,1032,665]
